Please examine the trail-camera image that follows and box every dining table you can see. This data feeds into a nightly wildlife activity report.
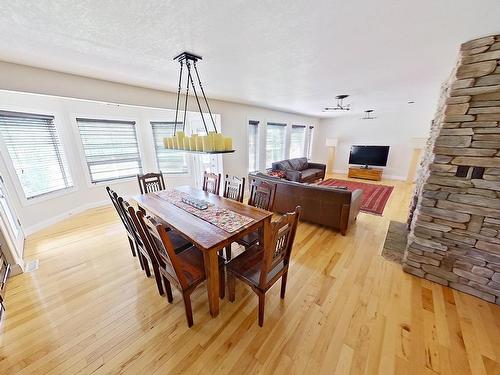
[132,185,273,317]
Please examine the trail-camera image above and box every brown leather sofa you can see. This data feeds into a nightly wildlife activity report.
[250,172,363,235]
[271,157,326,183]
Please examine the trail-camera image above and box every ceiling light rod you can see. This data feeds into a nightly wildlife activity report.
[173,51,217,134]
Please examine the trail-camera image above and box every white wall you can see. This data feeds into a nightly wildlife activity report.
[312,106,434,180]
[0,62,318,234]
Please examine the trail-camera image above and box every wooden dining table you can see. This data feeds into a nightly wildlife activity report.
[132,185,273,317]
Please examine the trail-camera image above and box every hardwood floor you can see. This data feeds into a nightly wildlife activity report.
[1,177,500,374]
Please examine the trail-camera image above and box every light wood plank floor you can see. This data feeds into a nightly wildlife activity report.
[1,177,500,374]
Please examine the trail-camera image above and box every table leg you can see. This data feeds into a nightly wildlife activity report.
[203,249,220,317]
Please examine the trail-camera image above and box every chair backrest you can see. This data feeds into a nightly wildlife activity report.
[223,175,245,203]
[202,172,221,195]
[248,179,277,211]
[118,197,156,261]
[137,172,166,194]
[136,210,188,290]
[259,206,301,288]
[106,187,133,235]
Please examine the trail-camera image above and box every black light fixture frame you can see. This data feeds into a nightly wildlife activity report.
[173,52,218,135]
[362,109,376,120]
[323,94,351,111]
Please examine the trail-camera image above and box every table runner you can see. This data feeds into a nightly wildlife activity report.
[154,189,254,233]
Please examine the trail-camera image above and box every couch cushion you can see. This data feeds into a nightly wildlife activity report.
[274,160,292,171]
[288,158,301,170]
[297,157,309,170]
[287,157,308,171]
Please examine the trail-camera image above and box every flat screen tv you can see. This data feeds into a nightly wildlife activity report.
[349,145,390,167]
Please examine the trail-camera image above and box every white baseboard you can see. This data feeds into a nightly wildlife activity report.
[24,199,110,236]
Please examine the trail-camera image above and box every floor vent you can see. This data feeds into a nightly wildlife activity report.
[24,259,39,273]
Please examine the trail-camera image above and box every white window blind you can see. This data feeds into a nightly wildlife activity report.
[77,118,142,183]
[248,120,259,171]
[290,125,306,158]
[151,122,188,174]
[0,111,73,199]
[307,126,315,159]
[265,122,286,168]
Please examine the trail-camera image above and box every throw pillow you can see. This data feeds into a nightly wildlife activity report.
[268,170,286,178]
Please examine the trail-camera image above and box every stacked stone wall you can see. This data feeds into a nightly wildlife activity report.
[404,34,500,305]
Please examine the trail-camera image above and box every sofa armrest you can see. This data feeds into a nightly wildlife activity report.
[349,189,364,221]
[307,162,326,178]
[285,170,302,182]
[307,162,326,171]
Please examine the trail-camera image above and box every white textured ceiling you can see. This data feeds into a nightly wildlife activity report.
[0,0,499,117]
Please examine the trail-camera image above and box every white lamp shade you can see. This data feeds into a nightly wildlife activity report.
[325,138,338,147]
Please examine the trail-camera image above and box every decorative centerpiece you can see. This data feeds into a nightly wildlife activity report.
[181,196,210,210]
[163,52,235,154]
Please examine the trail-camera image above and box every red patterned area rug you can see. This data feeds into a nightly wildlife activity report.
[318,179,394,216]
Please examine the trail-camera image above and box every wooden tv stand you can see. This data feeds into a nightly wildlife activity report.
[348,166,383,181]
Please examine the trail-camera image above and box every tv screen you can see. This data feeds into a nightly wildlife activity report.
[349,145,390,167]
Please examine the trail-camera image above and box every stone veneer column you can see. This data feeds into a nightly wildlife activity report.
[404,34,500,305]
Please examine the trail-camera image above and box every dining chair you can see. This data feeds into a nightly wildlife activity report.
[137,211,226,327]
[119,198,192,295]
[202,172,221,195]
[248,179,277,211]
[223,175,245,203]
[227,206,301,326]
[106,186,136,258]
[137,172,166,194]
[226,179,277,261]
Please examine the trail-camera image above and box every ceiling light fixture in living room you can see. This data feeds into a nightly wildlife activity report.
[323,95,351,111]
[361,109,376,120]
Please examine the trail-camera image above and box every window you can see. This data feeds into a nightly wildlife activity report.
[248,120,259,171]
[290,125,306,158]
[265,122,287,168]
[307,126,315,159]
[77,118,142,183]
[151,122,189,174]
[0,111,73,199]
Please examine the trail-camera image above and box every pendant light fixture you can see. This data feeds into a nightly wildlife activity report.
[163,51,235,154]
[361,109,377,120]
[323,95,351,111]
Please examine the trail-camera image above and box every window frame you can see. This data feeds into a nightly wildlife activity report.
[247,120,260,172]
[307,125,315,160]
[0,105,76,206]
[73,114,145,186]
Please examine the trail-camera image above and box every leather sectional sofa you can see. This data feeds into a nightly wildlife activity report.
[249,172,363,235]
[271,157,326,183]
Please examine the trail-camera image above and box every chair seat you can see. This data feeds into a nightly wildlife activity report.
[236,231,260,247]
[167,230,192,254]
[177,246,225,287]
[226,244,284,288]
